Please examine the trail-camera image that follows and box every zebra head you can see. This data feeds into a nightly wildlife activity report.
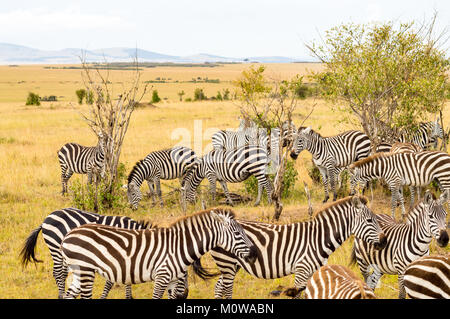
[210,209,257,264]
[423,190,449,248]
[127,182,142,210]
[181,159,206,204]
[289,126,311,160]
[350,195,387,250]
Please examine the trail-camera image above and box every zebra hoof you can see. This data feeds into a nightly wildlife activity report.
[322,197,329,203]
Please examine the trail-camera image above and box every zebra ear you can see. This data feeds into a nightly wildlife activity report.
[302,127,311,134]
[424,191,434,205]
[439,190,449,204]
[210,210,229,226]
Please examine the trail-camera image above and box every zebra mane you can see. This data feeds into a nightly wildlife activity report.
[137,220,158,229]
[127,160,146,184]
[169,207,236,227]
[404,193,438,222]
[312,195,368,219]
[349,152,394,169]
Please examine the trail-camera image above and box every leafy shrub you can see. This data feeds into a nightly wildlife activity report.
[70,162,127,212]
[76,89,87,104]
[194,88,207,101]
[244,160,298,199]
[26,92,40,106]
[151,90,161,103]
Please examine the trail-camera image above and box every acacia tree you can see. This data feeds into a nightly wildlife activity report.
[235,65,308,220]
[78,56,149,208]
[307,15,449,151]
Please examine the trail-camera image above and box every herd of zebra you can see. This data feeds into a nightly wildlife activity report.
[19,117,450,299]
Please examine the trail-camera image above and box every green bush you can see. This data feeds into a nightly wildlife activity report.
[26,92,40,106]
[151,90,161,103]
[244,160,298,199]
[70,162,127,212]
[194,88,207,101]
[75,89,86,104]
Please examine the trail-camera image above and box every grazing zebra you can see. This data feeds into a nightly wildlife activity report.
[290,127,371,203]
[404,254,450,299]
[349,151,450,220]
[181,145,273,206]
[60,208,257,299]
[376,121,443,152]
[207,195,386,299]
[126,146,198,210]
[20,207,153,299]
[57,132,106,195]
[305,265,376,299]
[350,191,449,299]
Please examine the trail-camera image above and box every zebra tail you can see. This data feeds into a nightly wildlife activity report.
[20,226,43,267]
[192,258,220,280]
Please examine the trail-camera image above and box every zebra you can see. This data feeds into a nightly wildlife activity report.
[290,127,371,203]
[304,265,376,299]
[404,254,450,299]
[57,131,106,195]
[376,121,444,152]
[349,151,450,220]
[350,191,449,299]
[126,146,198,210]
[181,145,273,206]
[60,208,257,299]
[207,195,387,299]
[19,207,153,299]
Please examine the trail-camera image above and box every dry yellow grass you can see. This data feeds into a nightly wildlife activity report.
[0,63,448,299]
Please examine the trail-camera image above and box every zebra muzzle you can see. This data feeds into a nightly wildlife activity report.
[243,245,258,264]
[289,152,298,160]
[374,233,387,250]
[437,229,449,247]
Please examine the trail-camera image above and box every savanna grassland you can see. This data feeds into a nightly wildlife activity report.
[0,63,448,299]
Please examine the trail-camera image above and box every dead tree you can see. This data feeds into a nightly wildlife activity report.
[77,55,149,208]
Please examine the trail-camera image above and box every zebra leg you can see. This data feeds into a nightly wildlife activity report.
[51,252,69,298]
[125,284,133,299]
[265,176,273,204]
[168,273,188,299]
[397,187,406,221]
[146,180,157,205]
[153,274,171,299]
[206,174,217,203]
[288,265,312,298]
[61,169,73,195]
[215,271,237,299]
[218,180,233,206]
[317,166,329,203]
[64,267,95,299]
[155,178,164,207]
[328,167,338,202]
[100,280,114,299]
[409,186,415,209]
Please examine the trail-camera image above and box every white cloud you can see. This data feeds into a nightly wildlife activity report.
[0,8,134,32]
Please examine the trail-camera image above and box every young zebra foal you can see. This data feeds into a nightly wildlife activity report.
[61,208,257,299]
[404,254,450,299]
[20,207,152,299]
[350,191,449,299]
[57,131,106,195]
[126,146,198,210]
[305,265,376,299]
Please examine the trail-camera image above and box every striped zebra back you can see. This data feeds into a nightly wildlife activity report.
[291,127,371,165]
[404,254,450,299]
[305,265,376,299]
[58,143,102,174]
[399,121,443,150]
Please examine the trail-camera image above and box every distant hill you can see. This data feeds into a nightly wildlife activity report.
[0,43,314,64]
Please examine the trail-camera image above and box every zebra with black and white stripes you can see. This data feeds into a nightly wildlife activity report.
[126,146,198,210]
[376,121,444,153]
[60,208,257,299]
[181,145,273,206]
[404,254,450,299]
[290,127,371,203]
[20,207,153,299]
[350,191,449,299]
[305,265,376,299]
[349,151,450,220]
[57,132,106,195]
[208,195,387,299]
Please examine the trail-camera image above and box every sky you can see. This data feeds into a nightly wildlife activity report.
[0,0,449,59]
